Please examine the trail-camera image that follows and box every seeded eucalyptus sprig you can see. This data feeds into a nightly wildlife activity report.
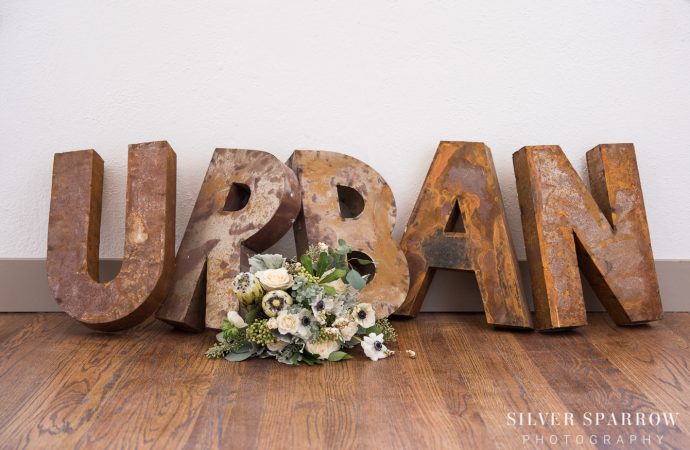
[362,318,397,343]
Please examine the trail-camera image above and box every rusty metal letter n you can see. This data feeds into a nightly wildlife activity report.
[288,150,409,318]
[513,144,663,331]
[47,141,177,331]
[156,149,301,331]
[397,142,532,329]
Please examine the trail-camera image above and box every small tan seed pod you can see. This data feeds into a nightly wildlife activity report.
[406,350,416,359]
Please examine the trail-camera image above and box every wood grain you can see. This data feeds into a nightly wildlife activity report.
[0,313,688,449]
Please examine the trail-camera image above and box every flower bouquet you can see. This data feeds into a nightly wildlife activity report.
[205,239,397,365]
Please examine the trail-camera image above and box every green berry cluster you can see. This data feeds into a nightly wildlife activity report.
[314,327,339,343]
[246,319,274,345]
[285,259,320,283]
[296,266,320,283]
[376,318,398,343]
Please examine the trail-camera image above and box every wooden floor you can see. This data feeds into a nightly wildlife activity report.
[0,313,688,449]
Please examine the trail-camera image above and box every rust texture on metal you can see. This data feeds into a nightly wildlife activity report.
[156,149,301,331]
[288,150,409,318]
[47,141,177,331]
[513,144,663,330]
[396,142,532,328]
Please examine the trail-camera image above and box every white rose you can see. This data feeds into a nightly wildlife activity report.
[226,310,248,329]
[324,278,347,295]
[256,268,294,291]
[333,317,358,342]
[277,312,299,335]
[267,340,288,352]
[266,318,278,330]
[306,340,340,360]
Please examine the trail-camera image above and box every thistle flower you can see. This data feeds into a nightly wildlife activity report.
[352,303,376,328]
[261,290,293,317]
[361,333,392,361]
[230,272,264,306]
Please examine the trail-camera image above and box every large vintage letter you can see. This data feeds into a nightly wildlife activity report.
[288,150,409,318]
[513,144,662,330]
[47,141,177,331]
[156,149,300,331]
[397,142,532,328]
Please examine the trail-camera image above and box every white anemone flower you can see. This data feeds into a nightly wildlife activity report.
[294,309,315,340]
[352,303,376,328]
[311,294,334,324]
[361,333,391,361]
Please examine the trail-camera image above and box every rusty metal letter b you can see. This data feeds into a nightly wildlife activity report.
[513,144,663,330]
[47,141,177,331]
[288,150,409,318]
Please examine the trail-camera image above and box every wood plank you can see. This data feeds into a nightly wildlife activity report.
[517,316,686,448]
[661,312,690,343]
[444,314,595,449]
[581,315,690,440]
[70,323,214,448]
[0,312,689,449]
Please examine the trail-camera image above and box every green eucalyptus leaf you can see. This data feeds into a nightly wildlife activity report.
[328,351,352,362]
[224,351,253,362]
[353,258,374,265]
[346,269,366,291]
[336,239,352,255]
[216,332,225,343]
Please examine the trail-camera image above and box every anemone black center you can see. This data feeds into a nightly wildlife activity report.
[357,310,367,320]
[301,316,311,326]
[374,341,383,351]
[316,300,325,311]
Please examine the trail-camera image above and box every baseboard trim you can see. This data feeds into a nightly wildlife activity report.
[1,259,688,312]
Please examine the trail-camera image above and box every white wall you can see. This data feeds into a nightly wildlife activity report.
[1,0,689,261]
